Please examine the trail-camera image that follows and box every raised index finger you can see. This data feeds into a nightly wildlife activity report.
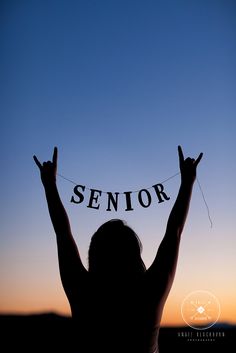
[178,145,184,164]
[52,147,58,166]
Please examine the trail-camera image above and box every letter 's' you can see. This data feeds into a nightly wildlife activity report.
[71,185,85,204]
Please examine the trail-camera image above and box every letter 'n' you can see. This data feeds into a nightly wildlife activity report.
[106,192,119,211]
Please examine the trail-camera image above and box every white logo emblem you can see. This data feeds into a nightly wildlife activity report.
[181,290,221,330]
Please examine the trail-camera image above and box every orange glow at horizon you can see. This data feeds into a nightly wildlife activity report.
[161,291,236,326]
[1,288,236,327]
[1,225,236,327]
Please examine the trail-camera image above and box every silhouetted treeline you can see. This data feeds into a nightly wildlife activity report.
[0,313,234,353]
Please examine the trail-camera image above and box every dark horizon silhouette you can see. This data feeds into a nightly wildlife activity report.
[0,312,234,353]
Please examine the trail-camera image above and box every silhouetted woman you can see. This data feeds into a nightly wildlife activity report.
[33,145,203,353]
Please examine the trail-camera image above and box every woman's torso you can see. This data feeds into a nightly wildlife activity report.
[70,274,163,353]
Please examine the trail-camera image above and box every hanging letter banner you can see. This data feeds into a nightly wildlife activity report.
[58,172,180,212]
[70,183,170,212]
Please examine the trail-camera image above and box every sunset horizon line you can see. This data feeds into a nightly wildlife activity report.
[0,310,235,328]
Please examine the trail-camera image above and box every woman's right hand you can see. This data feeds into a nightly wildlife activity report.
[33,147,58,187]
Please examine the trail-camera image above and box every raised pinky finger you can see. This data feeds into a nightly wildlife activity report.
[33,155,42,170]
[195,152,203,166]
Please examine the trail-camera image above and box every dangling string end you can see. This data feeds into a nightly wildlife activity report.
[197,177,213,228]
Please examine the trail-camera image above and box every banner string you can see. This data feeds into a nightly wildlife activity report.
[57,172,180,193]
[57,172,212,227]
[57,173,80,186]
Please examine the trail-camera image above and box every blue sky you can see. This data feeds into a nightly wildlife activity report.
[1,0,236,323]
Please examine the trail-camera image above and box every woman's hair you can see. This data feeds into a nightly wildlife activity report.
[88,219,146,276]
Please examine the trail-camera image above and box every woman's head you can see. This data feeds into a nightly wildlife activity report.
[88,219,146,276]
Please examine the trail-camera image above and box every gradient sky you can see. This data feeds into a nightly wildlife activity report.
[1,0,236,326]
